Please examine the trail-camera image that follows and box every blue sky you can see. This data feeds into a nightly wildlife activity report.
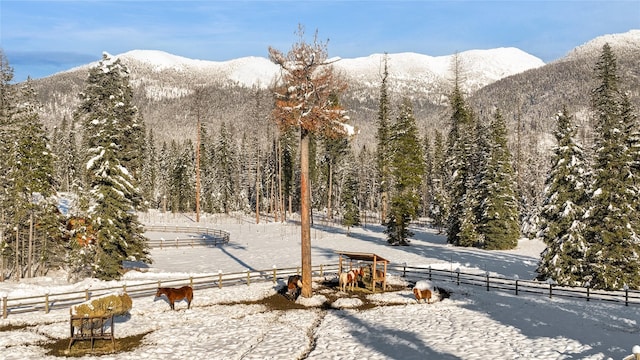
[1,0,639,82]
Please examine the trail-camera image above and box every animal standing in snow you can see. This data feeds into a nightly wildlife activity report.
[413,280,434,304]
[373,268,388,290]
[286,275,303,300]
[155,286,193,310]
[339,268,363,291]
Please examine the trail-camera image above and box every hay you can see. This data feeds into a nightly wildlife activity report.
[70,292,132,327]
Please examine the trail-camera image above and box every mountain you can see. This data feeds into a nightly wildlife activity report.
[29,30,638,151]
[31,46,544,148]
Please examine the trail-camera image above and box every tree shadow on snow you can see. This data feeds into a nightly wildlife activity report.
[337,310,461,360]
[456,287,639,359]
[330,225,542,280]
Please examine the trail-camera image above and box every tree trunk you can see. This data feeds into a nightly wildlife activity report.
[15,227,19,281]
[328,162,333,220]
[300,128,312,298]
[195,120,201,223]
[255,151,260,224]
[381,190,387,224]
[27,212,33,278]
[278,138,284,222]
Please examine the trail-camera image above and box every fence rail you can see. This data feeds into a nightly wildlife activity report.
[143,225,230,248]
[2,263,639,319]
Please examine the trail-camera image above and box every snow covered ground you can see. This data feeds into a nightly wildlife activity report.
[1,211,639,359]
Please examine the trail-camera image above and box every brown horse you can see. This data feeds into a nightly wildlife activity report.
[156,286,193,310]
[286,275,303,299]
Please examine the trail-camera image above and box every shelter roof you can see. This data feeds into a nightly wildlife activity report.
[335,251,390,264]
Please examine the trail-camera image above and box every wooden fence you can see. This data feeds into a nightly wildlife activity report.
[2,263,639,319]
[143,225,230,248]
[390,263,640,306]
[0,264,338,319]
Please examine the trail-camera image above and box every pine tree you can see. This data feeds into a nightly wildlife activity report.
[140,129,158,209]
[385,99,424,245]
[445,82,475,246]
[430,130,448,232]
[11,79,61,278]
[477,110,520,250]
[340,151,360,234]
[584,44,640,290]
[214,122,237,214]
[170,140,195,213]
[536,107,589,285]
[376,54,392,224]
[75,53,151,280]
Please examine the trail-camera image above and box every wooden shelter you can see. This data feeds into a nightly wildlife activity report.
[336,251,390,292]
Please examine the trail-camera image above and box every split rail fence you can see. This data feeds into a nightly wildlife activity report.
[2,263,639,319]
[143,225,230,248]
[389,263,640,307]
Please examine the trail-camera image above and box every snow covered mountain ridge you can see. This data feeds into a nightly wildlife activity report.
[112,47,545,94]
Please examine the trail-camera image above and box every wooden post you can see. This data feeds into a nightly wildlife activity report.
[218,270,222,289]
[2,294,7,319]
[272,266,277,284]
[486,272,490,291]
[382,260,388,292]
[85,287,90,301]
[189,276,193,287]
[246,269,251,286]
[45,291,50,314]
[372,257,378,292]
[320,264,324,277]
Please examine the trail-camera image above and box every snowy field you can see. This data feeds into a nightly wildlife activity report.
[1,211,639,359]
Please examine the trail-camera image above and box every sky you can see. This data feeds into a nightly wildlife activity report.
[1,0,639,83]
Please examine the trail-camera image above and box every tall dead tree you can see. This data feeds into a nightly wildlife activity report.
[269,26,350,298]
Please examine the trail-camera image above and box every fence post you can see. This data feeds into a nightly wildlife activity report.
[624,284,629,306]
[486,271,490,291]
[189,276,193,287]
[456,268,460,286]
[320,264,324,277]
[402,263,406,278]
[2,294,6,319]
[175,237,179,248]
[272,265,277,284]
[160,237,164,249]
[45,291,50,314]
[218,270,223,289]
[547,279,555,298]
[428,265,432,281]
[123,283,127,294]
[85,287,90,301]
[585,281,590,302]
[514,275,519,296]
[246,269,251,286]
